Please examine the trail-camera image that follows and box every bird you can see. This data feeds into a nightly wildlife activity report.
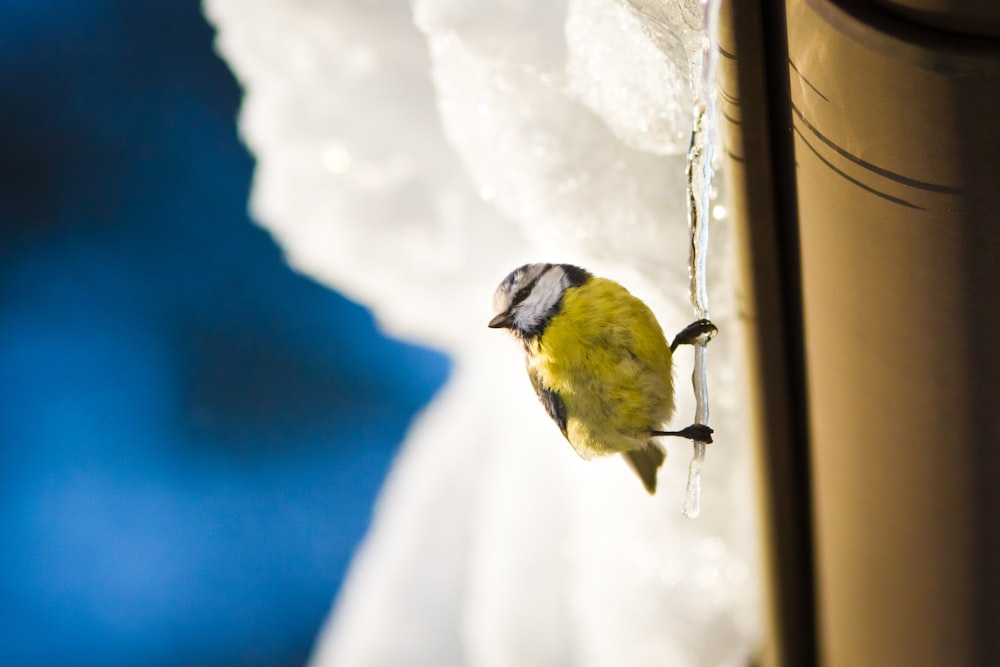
[488,263,716,494]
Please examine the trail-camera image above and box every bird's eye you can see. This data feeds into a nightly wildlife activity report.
[511,285,533,307]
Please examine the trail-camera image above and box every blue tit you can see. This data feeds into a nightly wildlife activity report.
[489,263,715,494]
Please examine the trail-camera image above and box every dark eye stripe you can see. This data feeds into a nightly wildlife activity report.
[510,283,534,307]
[508,264,552,308]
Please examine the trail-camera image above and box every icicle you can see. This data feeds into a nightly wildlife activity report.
[683,0,722,519]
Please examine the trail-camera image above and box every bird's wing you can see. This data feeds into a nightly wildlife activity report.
[528,367,568,438]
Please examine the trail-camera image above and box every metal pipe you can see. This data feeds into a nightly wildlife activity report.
[721,0,1000,664]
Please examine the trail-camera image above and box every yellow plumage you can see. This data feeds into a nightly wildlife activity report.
[489,263,713,494]
[526,277,674,461]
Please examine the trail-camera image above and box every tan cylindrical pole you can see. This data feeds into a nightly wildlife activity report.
[721,0,1000,665]
[786,1,1000,664]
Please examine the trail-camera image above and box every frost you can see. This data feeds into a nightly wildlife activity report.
[204,0,761,664]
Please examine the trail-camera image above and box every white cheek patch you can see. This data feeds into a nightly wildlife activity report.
[514,265,567,331]
[493,264,549,316]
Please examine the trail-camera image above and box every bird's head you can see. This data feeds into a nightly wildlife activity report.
[488,263,590,339]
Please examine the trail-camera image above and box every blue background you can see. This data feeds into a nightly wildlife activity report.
[0,1,450,665]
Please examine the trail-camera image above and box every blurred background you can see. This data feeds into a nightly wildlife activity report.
[0,1,450,665]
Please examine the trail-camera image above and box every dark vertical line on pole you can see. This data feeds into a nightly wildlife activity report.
[759,0,819,664]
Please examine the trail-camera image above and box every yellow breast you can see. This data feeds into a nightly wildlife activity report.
[526,277,675,459]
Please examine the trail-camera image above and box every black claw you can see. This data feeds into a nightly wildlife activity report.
[670,319,718,352]
[678,423,714,444]
[650,423,714,444]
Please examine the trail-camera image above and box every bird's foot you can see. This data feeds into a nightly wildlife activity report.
[670,319,718,351]
[651,423,714,444]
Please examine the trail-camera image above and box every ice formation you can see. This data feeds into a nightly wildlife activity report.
[204,0,761,664]
[681,0,722,518]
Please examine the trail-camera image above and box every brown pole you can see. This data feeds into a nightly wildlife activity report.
[721,0,1000,665]
[786,1,1000,664]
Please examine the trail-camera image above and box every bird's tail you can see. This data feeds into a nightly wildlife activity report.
[622,441,666,495]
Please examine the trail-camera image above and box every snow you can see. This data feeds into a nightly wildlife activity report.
[204,0,762,664]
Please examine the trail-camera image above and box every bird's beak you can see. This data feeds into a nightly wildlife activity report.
[488,312,512,329]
